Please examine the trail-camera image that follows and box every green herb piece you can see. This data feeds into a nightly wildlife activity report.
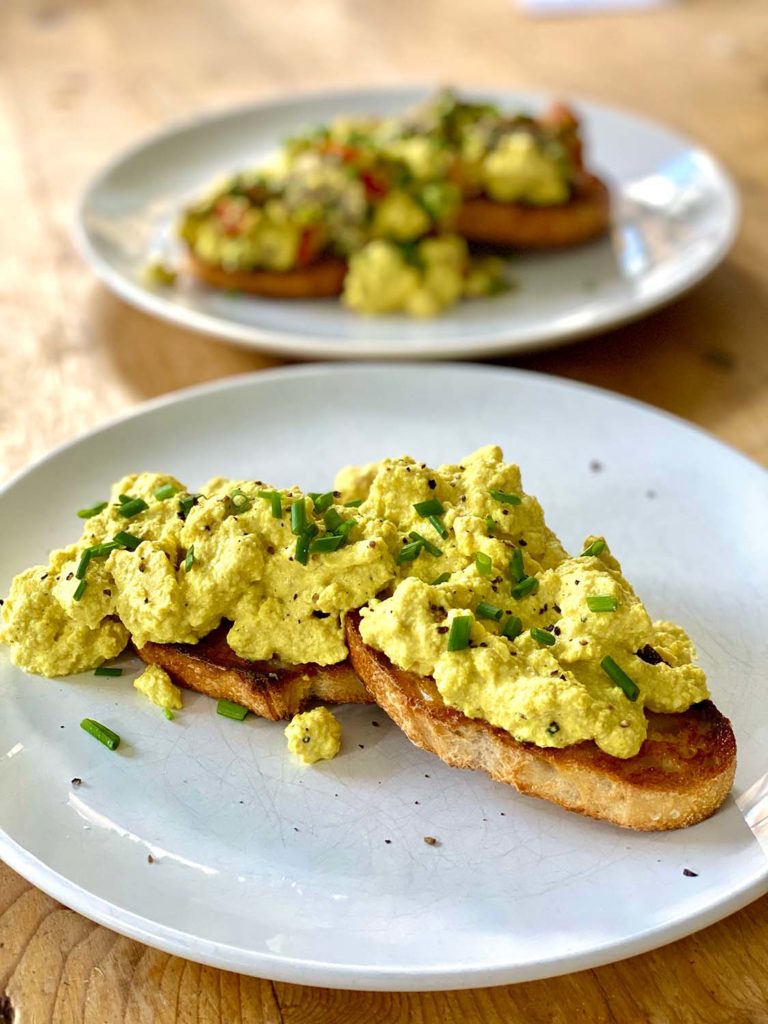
[154,483,178,501]
[408,531,443,557]
[163,707,174,721]
[258,490,282,519]
[334,518,357,541]
[76,549,92,580]
[601,656,639,701]
[216,699,249,721]
[309,534,345,554]
[290,500,307,536]
[309,491,335,515]
[510,547,525,583]
[475,552,492,576]
[431,572,451,585]
[485,515,496,535]
[476,601,503,622]
[117,497,149,519]
[114,531,141,551]
[447,615,473,652]
[587,595,618,613]
[295,524,319,565]
[511,576,539,600]
[230,488,252,515]
[413,499,445,517]
[324,507,344,533]
[80,718,120,750]
[344,499,364,508]
[397,540,424,564]
[89,541,119,558]
[118,494,131,504]
[531,627,556,647]
[77,501,107,519]
[184,545,195,572]
[501,615,523,640]
[490,489,521,506]
[94,666,122,677]
[178,493,201,520]
[73,579,87,601]
[581,539,606,558]
[427,514,448,539]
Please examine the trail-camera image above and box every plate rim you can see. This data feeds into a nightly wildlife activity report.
[72,83,742,361]
[1,362,767,988]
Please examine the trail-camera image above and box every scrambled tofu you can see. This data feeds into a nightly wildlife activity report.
[285,707,342,764]
[134,664,183,711]
[0,447,709,758]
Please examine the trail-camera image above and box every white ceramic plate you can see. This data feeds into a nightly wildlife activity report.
[75,86,739,360]
[1,365,766,990]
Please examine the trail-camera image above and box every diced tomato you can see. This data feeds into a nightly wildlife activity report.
[296,226,322,267]
[214,198,246,236]
[361,169,389,198]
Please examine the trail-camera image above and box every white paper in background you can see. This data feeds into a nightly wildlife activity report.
[519,0,675,14]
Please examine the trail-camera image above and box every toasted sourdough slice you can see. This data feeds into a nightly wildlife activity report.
[187,251,347,299]
[139,624,371,721]
[454,173,611,249]
[345,614,736,830]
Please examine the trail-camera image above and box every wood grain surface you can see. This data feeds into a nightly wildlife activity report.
[1,0,767,1019]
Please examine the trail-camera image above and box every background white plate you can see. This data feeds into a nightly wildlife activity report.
[75,86,740,360]
[1,365,766,990]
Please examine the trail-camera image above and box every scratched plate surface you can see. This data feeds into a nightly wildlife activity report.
[0,365,766,990]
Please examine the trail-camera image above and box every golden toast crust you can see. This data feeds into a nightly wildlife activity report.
[186,252,347,298]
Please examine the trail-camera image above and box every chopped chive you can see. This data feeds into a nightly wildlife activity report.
[309,491,335,514]
[485,515,496,535]
[582,539,606,558]
[427,514,448,539]
[490,489,521,506]
[431,572,451,585]
[163,707,174,721]
[601,656,639,701]
[117,497,149,519]
[290,500,307,535]
[94,666,122,677]
[324,507,344,532]
[216,699,249,721]
[397,540,424,564]
[257,490,282,518]
[114,531,141,551]
[476,601,503,622]
[154,483,177,501]
[230,488,252,514]
[89,541,119,558]
[501,615,523,640]
[184,545,195,572]
[475,552,492,576]
[77,501,107,519]
[334,518,357,542]
[74,579,87,601]
[295,524,319,565]
[178,493,201,520]
[309,534,345,554]
[413,499,445,517]
[344,498,364,508]
[118,494,131,504]
[408,531,443,557]
[587,595,618,613]
[531,626,556,647]
[76,549,92,580]
[80,718,120,750]
[510,547,525,583]
[447,615,473,652]
[511,576,539,599]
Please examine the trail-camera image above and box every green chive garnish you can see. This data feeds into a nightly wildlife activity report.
[397,540,424,564]
[295,524,319,565]
[257,490,282,518]
[309,491,335,515]
[94,666,122,677]
[511,576,539,599]
[447,615,473,651]
[178,493,201,520]
[154,483,177,501]
[118,494,131,504]
[475,552,492,576]
[290,500,307,535]
[485,515,496,535]
[344,499,364,508]
[77,501,107,519]
[74,579,87,601]
[217,699,249,721]
[184,545,195,572]
[334,518,357,541]
[114,531,141,552]
[117,497,149,519]
[309,534,345,554]
[476,601,502,622]
[413,499,445,517]
[76,549,92,580]
[324,507,344,532]
[431,572,451,585]
[582,539,606,558]
[587,595,618,613]
[230,488,253,515]
[163,707,174,721]
[501,616,523,640]
[427,514,448,539]
[89,541,119,558]
[531,627,556,647]
[510,547,525,583]
[80,718,120,750]
[490,489,521,506]
[408,531,442,558]
[601,656,639,701]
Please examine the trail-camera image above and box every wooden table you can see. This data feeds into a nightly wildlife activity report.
[1,0,767,1019]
